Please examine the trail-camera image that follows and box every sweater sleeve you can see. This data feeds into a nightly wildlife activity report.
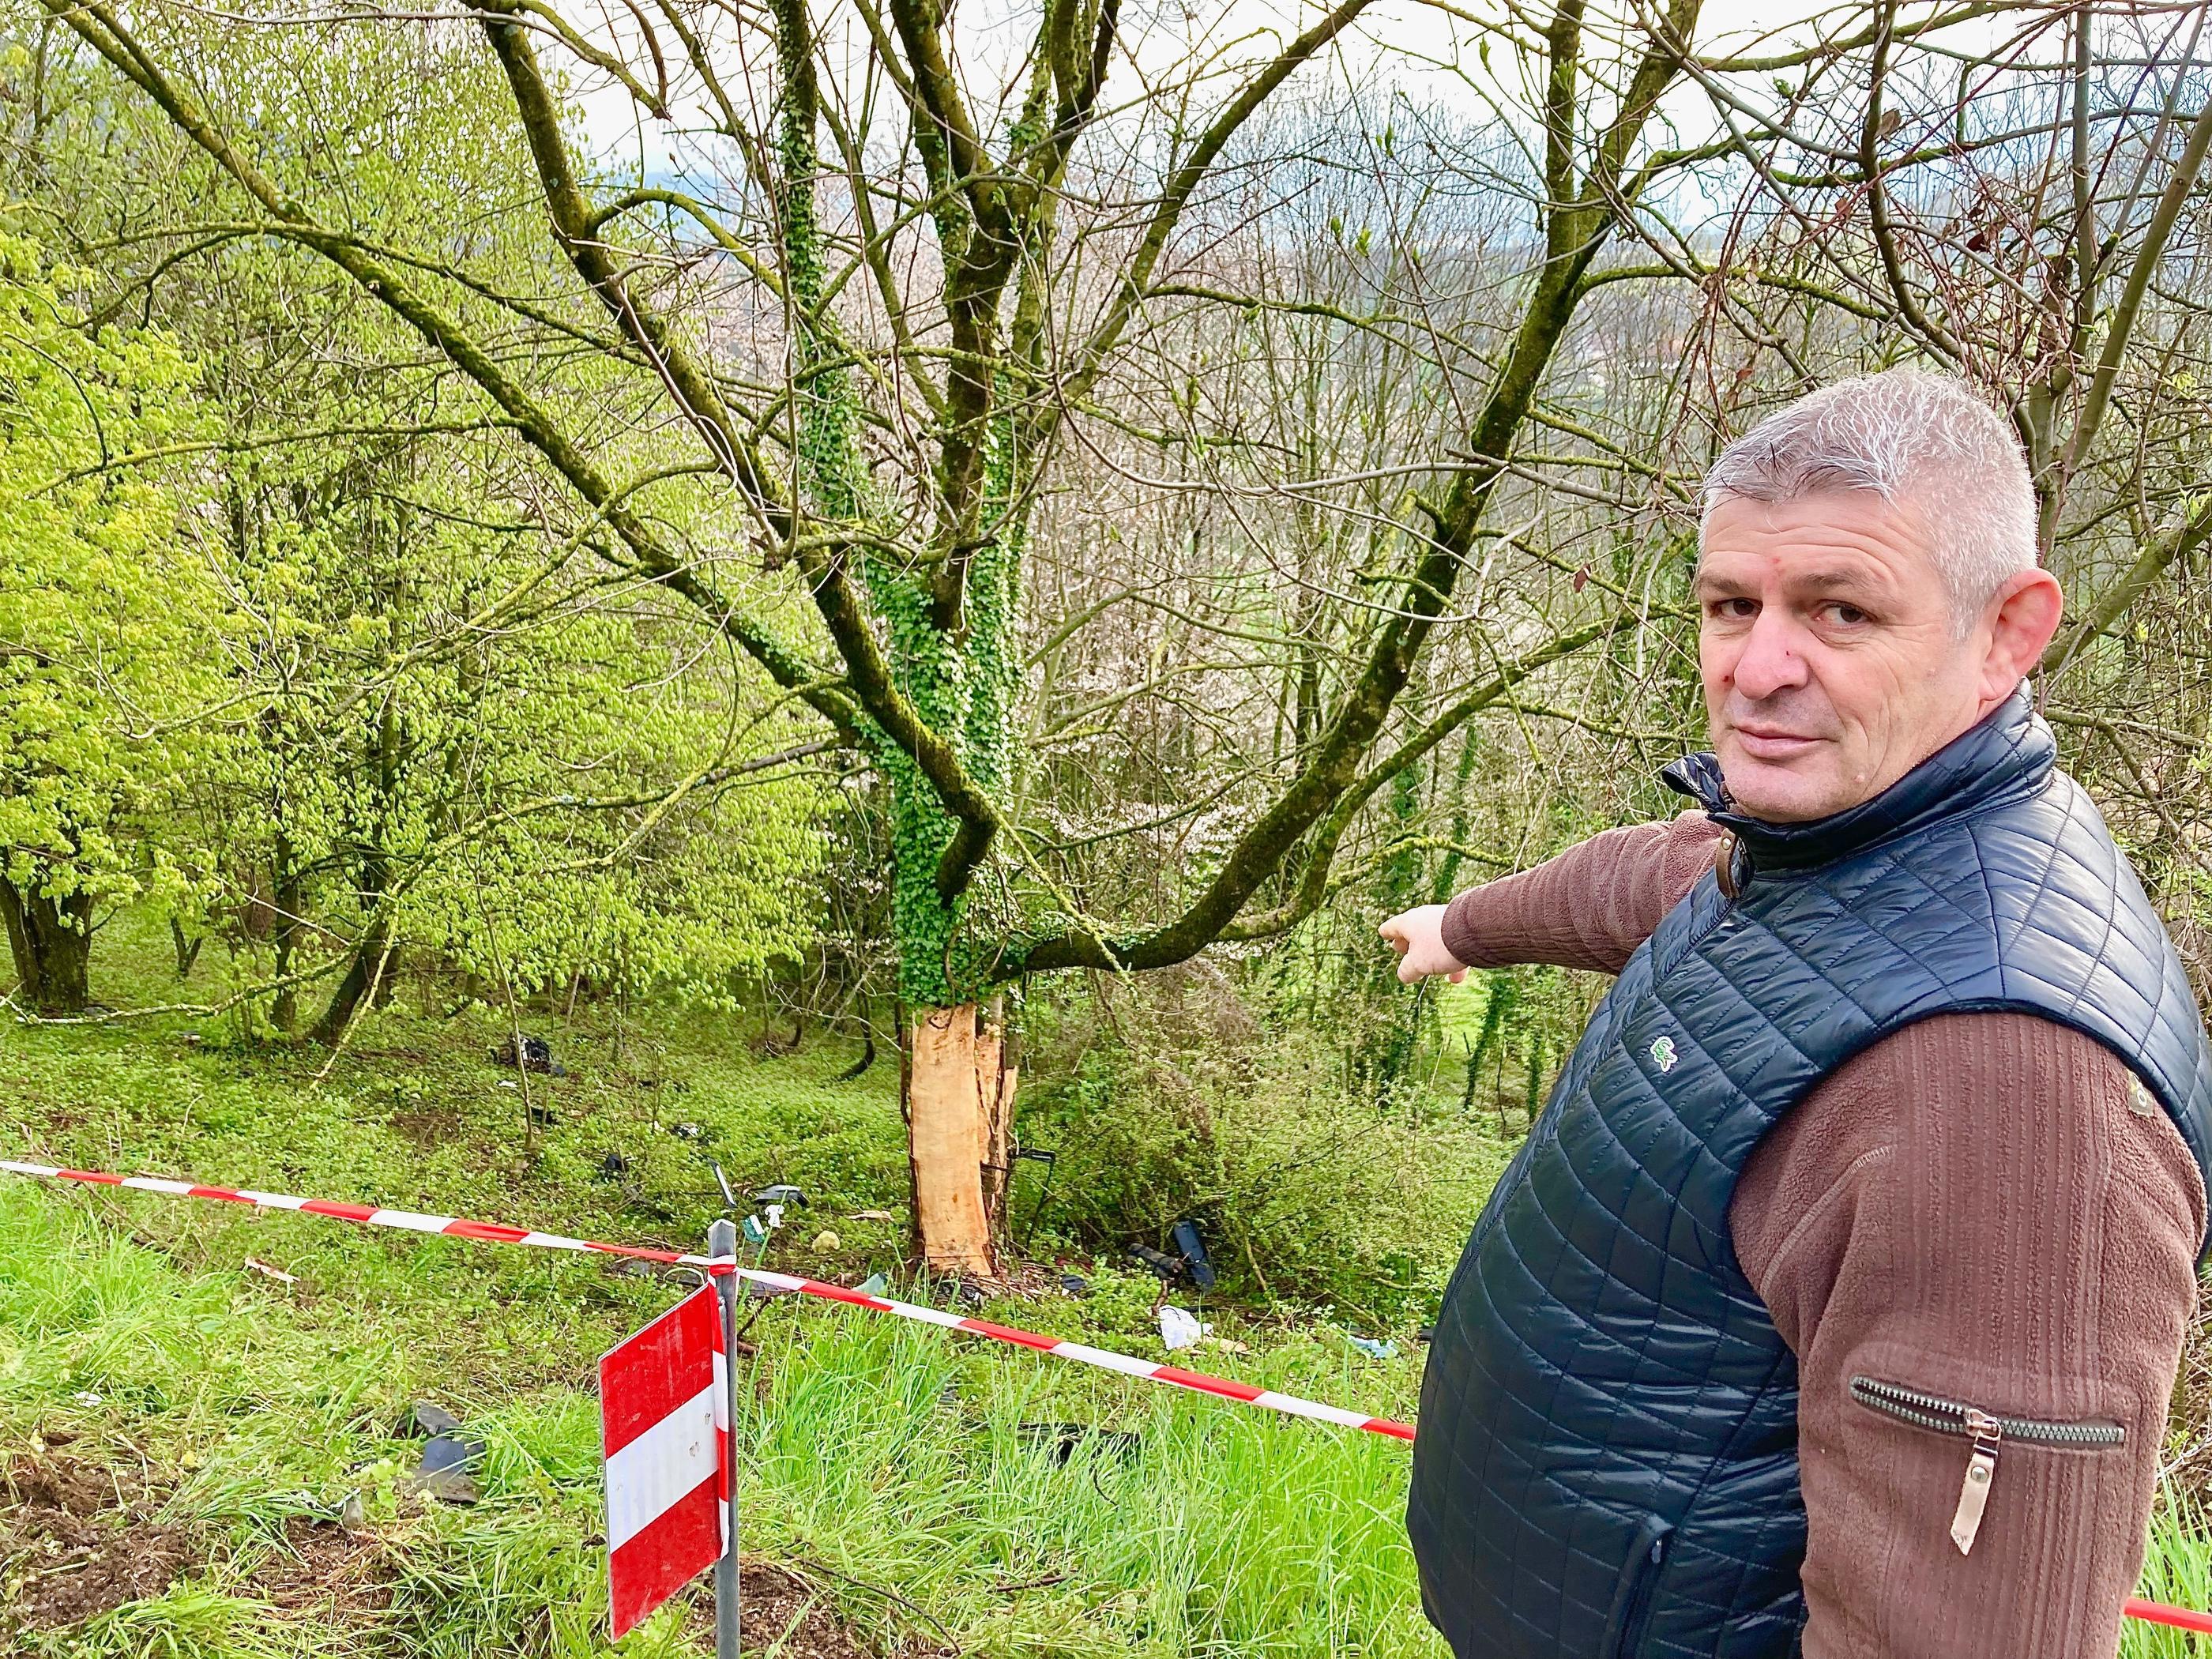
[1730,1013,2206,1659]
[1438,812,1722,975]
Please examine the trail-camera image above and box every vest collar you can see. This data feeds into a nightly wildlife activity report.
[1661,688,2054,874]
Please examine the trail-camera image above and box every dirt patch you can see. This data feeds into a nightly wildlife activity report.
[388,1104,464,1146]
[0,1453,199,1631]
[687,1561,878,1659]
[253,1517,393,1618]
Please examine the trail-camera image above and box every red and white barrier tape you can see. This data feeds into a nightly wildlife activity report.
[0,1159,1413,1441]
[17,1156,2212,1635]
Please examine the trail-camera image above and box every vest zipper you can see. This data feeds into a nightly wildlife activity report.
[1848,1376,2124,1556]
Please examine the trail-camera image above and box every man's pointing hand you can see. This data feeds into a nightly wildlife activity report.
[1379,904,1468,984]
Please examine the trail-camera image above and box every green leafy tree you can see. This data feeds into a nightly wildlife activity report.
[8,22,828,1034]
[28,0,1710,1270]
[0,229,218,1012]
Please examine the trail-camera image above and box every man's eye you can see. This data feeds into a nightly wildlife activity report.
[1824,603,1868,626]
[1708,597,1756,619]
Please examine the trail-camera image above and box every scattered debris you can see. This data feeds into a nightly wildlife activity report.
[394,1403,483,1503]
[850,1209,895,1224]
[954,1280,988,1309]
[1206,1334,1253,1356]
[754,1183,810,1209]
[1059,1273,1090,1298]
[243,1257,298,1287]
[404,1431,484,1505]
[1343,1332,1399,1361]
[1170,1219,1217,1292]
[1157,1307,1207,1350]
[854,1272,889,1297]
[267,1487,367,1533]
[1129,1243,1184,1284]
[1132,1222,1218,1292]
[403,1401,463,1439]
[1016,1421,1144,1465]
[491,1034,566,1076]
[668,1121,709,1142]
[525,1102,556,1128]
[596,1151,630,1181]
[810,1230,841,1252]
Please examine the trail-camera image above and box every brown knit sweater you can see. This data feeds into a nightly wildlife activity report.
[1440,813,2205,1659]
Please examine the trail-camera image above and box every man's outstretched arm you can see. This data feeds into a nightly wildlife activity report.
[1381,812,1723,981]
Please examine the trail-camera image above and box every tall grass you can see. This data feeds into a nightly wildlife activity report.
[6,937,2211,1657]
[2127,1503,2212,1658]
[0,1176,1434,1657]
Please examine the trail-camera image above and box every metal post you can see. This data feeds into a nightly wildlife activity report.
[709,1217,741,1659]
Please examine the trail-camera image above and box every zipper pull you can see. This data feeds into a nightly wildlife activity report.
[1950,1409,2002,1555]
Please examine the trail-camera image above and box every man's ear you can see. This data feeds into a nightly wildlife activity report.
[1983,568,2064,696]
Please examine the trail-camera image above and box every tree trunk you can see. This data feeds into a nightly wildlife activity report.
[307,916,389,1047]
[169,916,203,980]
[270,839,302,1031]
[0,878,93,1014]
[310,698,401,1047]
[906,1002,1018,1277]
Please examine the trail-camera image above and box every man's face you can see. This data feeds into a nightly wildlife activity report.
[1695,491,1992,822]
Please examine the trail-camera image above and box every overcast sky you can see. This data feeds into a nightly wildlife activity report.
[569,0,1837,183]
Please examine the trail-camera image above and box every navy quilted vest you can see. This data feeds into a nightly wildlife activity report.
[1407,692,2212,1659]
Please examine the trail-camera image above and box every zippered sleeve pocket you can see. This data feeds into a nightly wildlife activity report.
[1849,1376,2124,1556]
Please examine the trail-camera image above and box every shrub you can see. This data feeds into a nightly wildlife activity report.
[1022,994,1514,1325]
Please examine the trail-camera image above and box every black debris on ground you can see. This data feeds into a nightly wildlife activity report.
[490,1034,566,1076]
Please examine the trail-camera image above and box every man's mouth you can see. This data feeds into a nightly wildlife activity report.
[1730,725,1823,762]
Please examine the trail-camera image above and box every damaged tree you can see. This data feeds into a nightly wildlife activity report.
[124,0,2212,1273]
[36,0,1704,1270]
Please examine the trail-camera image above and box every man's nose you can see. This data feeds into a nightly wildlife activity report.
[1730,610,1811,701]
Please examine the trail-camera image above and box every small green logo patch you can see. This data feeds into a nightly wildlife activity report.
[1649,1035,1679,1074]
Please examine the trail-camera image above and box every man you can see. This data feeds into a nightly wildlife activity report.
[1381,369,2212,1659]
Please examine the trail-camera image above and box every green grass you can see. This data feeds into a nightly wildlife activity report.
[6,915,2212,1656]
[2128,1504,2212,1657]
[0,920,1436,1656]
[0,1159,1431,1657]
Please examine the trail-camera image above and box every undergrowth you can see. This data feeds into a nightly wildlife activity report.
[3,913,2210,1655]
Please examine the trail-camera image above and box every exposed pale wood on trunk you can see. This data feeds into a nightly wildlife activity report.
[908,1004,995,1274]
[976,1002,1019,1232]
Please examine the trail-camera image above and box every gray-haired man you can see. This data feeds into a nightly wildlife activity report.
[1383,369,2212,1657]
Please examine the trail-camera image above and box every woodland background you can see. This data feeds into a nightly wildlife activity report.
[5,0,2212,1653]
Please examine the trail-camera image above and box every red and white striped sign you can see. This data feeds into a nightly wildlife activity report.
[600,1284,728,1639]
